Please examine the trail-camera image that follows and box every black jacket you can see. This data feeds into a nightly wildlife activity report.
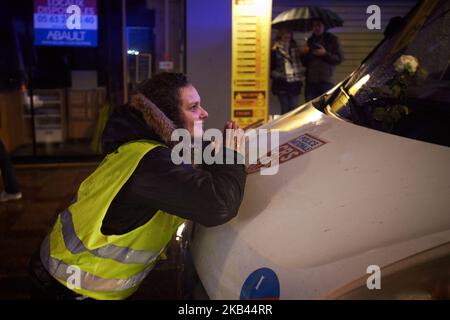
[270,42,303,96]
[100,102,247,234]
[300,32,343,84]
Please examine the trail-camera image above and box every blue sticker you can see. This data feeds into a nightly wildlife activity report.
[289,134,323,152]
[240,267,280,300]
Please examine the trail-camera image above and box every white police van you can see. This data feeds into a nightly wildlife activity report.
[190,0,450,300]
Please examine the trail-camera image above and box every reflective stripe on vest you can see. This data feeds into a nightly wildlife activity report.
[60,202,161,265]
[41,233,156,292]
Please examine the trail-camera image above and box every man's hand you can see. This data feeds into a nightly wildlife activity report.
[300,45,310,55]
[312,45,327,56]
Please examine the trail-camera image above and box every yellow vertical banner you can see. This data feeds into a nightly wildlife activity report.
[232,0,272,129]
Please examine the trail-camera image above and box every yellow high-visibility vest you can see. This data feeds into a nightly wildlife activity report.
[41,140,185,299]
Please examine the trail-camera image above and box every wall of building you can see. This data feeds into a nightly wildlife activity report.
[186,0,232,131]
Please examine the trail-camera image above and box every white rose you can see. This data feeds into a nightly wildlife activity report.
[394,55,419,74]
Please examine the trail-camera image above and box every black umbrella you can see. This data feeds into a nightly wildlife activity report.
[272,6,344,32]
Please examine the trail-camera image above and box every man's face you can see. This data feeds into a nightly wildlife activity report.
[312,20,325,36]
[179,84,208,138]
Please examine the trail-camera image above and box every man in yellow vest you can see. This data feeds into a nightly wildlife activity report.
[29,72,247,300]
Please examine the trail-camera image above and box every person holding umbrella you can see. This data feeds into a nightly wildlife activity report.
[300,18,343,101]
[270,29,303,114]
[272,7,344,102]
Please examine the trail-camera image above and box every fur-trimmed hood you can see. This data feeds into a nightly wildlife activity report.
[101,94,177,154]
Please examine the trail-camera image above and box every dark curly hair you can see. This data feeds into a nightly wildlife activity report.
[135,72,190,128]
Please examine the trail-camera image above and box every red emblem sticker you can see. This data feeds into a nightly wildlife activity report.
[246,133,327,174]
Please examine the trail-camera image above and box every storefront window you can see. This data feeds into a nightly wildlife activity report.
[0,0,185,162]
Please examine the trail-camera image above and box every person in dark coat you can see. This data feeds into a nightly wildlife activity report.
[270,29,303,114]
[29,72,247,300]
[300,19,343,101]
[0,139,21,202]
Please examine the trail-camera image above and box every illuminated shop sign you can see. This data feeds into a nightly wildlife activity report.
[232,0,272,128]
[34,0,98,47]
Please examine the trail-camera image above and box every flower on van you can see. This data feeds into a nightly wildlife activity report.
[370,54,427,131]
[394,55,419,74]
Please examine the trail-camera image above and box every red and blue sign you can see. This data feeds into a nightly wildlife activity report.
[240,267,280,300]
[246,133,327,174]
[34,0,98,47]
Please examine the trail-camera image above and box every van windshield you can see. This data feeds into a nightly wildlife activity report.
[323,0,450,147]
